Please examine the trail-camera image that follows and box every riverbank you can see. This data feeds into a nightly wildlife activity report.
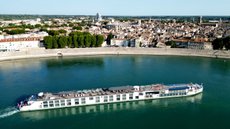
[0,48,230,61]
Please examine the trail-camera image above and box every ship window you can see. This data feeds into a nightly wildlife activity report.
[109,98,113,102]
[116,95,120,98]
[55,100,59,104]
[49,101,53,104]
[81,98,85,104]
[89,97,94,100]
[129,94,133,99]
[104,99,108,102]
[96,97,100,100]
[43,101,47,104]
[67,99,71,102]
[109,95,113,99]
[44,105,48,108]
[122,94,126,100]
[135,96,139,99]
[75,102,79,105]
[96,100,100,103]
[61,103,65,106]
[117,98,120,101]
[104,96,108,99]
[61,100,65,103]
[49,104,54,107]
[75,99,79,102]
[55,103,59,107]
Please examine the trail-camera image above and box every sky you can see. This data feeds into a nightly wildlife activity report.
[0,0,230,16]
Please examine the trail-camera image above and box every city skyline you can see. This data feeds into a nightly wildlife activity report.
[1,0,230,16]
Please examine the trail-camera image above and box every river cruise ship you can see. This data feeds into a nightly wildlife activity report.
[18,83,203,111]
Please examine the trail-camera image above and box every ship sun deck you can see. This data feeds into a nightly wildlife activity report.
[33,84,194,101]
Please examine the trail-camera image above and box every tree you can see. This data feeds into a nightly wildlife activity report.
[67,36,72,48]
[78,36,84,47]
[44,36,53,49]
[52,36,59,48]
[40,28,48,32]
[212,38,223,50]
[35,24,42,28]
[91,35,97,47]
[223,36,230,50]
[73,35,78,48]
[96,35,104,47]
[139,42,142,47]
[76,26,82,30]
[104,21,109,25]
[83,31,90,35]
[72,26,77,30]
[44,24,50,27]
[58,36,67,48]
[85,35,91,47]
[107,33,113,45]
[48,30,60,36]
[69,23,74,27]
[61,23,67,27]
[58,29,67,33]
[166,41,177,48]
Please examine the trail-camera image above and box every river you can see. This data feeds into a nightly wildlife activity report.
[0,55,229,129]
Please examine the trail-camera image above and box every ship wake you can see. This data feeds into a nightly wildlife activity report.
[0,107,19,118]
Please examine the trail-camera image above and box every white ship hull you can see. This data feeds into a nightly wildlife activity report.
[19,83,203,112]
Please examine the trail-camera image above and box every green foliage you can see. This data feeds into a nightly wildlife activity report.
[58,36,67,48]
[212,38,223,50]
[104,21,109,25]
[67,36,72,48]
[166,41,177,48]
[9,23,15,26]
[48,30,60,36]
[35,24,42,28]
[96,35,104,47]
[44,36,53,49]
[91,35,97,47]
[61,24,67,27]
[76,26,82,30]
[87,23,91,27]
[73,35,78,48]
[107,33,114,45]
[84,35,91,47]
[52,36,59,48]
[44,24,50,27]
[58,29,67,33]
[40,28,48,32]
[72,26,77,30]
[3,29,26,35]
[78,36,84,47]
[83,31,90,35]
[223,36,230,50]
[139,42,142,47]
[69,23,74,27]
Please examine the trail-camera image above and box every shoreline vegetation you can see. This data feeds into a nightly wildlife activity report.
[0,48,229,62]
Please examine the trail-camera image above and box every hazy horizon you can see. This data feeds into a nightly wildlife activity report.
[1,0,230,16]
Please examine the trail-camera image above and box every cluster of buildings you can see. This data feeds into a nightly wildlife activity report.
[0,14,230,51]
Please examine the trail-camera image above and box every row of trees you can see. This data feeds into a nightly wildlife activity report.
[44,32,104,49]
[3,29,26,35]
[212,36,230,50]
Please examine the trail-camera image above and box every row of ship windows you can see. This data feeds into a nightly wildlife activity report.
[160,90,187,94]
[43,94,136,108]
[160,92,187,97]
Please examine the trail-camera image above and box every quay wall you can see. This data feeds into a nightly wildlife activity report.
[0,48,230,61]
